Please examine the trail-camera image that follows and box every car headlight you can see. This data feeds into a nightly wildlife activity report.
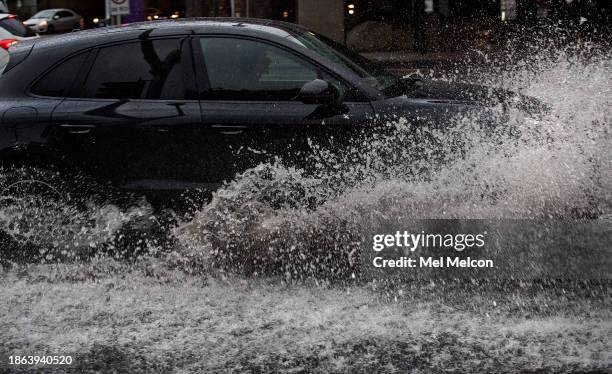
[39,20,48,27]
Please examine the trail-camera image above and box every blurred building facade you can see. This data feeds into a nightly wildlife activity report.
[5,0,611,50]
[342,0,611,51]
[185,0,344,41]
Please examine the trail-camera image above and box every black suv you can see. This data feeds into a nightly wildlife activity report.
[0,18,513,203]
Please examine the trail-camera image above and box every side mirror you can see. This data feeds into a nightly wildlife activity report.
[297,79,343,106]
[53,15,60,20]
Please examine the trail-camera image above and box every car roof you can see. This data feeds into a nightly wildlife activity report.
[16,18,309,53]
[35,8,72,12]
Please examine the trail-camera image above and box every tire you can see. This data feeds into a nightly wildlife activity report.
[0,164,172,262]
[72,23,81,31]
[0,164,101,263]
[46,24,55,34]
[0,164,104,205]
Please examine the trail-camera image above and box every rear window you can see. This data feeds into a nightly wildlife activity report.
[31,53,87,97]
[0,17,33,37]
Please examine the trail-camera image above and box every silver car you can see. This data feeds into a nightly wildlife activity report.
[24,8,83,34]
[0,13,37,72]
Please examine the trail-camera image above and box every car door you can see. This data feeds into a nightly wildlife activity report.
[49,11,62,31]
[46,37,214,191]
[193,36,375,182]
[66,11,81,31]
[55,11,72,32]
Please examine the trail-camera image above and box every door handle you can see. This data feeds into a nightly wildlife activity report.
[212,124,246,135]
[59,124,95,134]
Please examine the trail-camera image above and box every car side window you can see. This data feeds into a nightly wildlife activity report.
[57,11,71,18]
[199,37,320,101]
[31,52,87,97]
[81,39,186,100]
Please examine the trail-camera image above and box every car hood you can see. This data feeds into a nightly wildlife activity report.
[24,18,48,24]
[401,78,546,113]
[371,79,547,127]
[408,80,501,102]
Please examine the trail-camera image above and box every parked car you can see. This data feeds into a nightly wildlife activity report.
[146,8,164,21]
[92,17,111,28]
[0,19,535,205]
[147,8,184,21]
[24,9,83,34]
[0,14,36,72]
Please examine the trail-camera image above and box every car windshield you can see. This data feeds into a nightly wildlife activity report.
[32,10,56,19]
[292,31,399,92]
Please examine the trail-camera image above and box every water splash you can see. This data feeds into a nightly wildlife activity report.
[175,46,611,276]
[0,41,610,373]
[0,44,609,276]
[0,192,162,263]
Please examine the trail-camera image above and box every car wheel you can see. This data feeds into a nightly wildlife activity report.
[46,24,55,34]
[0,164,172,263]
[0,164,102,204]
[0,165,98,263]
[72,23,81,31]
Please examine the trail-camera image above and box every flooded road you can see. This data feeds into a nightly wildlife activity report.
[2,264,611,373]
[1,46,611,372]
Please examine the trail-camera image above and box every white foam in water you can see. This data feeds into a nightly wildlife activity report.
[0,196,157,260]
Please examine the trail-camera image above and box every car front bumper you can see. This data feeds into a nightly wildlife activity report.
[25,24,48,33]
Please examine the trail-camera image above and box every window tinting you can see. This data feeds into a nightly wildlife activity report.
[199,38,318,101]
[82,39,186,100]
[31,53,87,97]
[293,32,399,92]
[0,17,32,37]
[32,10,56,18]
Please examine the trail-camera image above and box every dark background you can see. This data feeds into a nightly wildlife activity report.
[5,1,611,55]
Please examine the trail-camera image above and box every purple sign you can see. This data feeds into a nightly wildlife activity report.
[122,0,145,23]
